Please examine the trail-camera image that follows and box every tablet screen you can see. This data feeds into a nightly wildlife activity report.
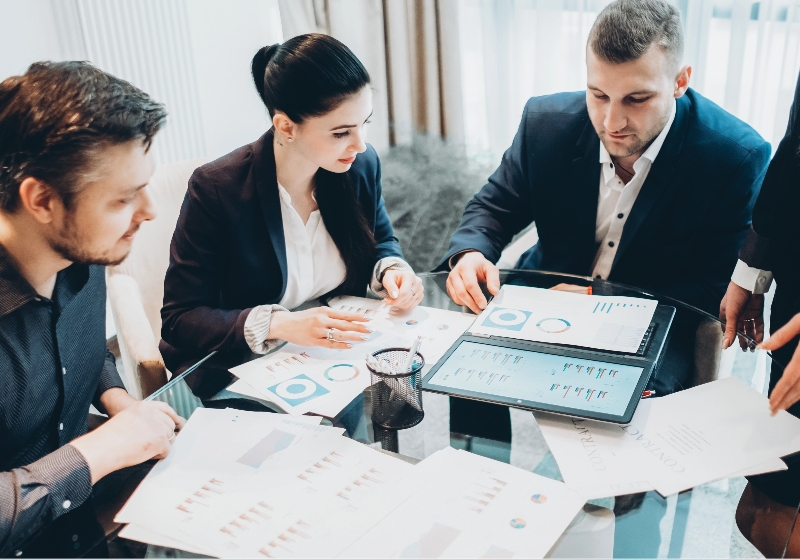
[425,340,645,417]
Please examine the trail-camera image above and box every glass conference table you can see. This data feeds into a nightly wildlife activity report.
[65,271,797,557]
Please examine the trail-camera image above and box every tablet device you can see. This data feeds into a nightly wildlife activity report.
[421,305,674,424]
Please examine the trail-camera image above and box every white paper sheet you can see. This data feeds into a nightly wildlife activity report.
[230,301,475,418]
[342,447,586,559]
[469,285,657,353]
[115,408,344,546]
[536,377,800,497]
[176,435,415,558]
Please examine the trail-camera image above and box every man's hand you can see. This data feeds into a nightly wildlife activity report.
[761,313,800,414]
[446,251,500,314]
[98,387,137,417]
[269,307,372,348]
[382,270,424,310]
[551,283,592,294]
[720,281,764,350]
[70,401,185,484]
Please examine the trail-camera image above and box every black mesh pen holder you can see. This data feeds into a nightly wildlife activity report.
[367,348,425,429]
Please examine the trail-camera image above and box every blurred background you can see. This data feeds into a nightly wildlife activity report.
[3,1,798,160]
[1,0,799,271]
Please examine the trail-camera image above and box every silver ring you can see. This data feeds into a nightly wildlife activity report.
[327,328,335,341]
[168,430,176,442]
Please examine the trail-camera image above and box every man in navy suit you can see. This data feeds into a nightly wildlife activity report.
[442,0,770,324]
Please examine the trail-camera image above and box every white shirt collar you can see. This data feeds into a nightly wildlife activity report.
[599,99,677,180]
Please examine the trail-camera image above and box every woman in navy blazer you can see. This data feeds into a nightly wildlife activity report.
[160,34,422,373]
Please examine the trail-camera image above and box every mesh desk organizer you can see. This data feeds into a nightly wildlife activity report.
[367,348,425,429]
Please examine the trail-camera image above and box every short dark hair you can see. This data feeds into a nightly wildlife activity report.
[588,0,684,67]
[0,61,167,212]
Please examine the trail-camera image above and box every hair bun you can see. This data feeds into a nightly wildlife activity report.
[251,44,280,101]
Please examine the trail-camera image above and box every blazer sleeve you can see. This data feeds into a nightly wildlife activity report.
[160,171,253,354]
[740,70,800,270]
[435,103,536,271]
[370,149,405,262]
[653,142,771,313]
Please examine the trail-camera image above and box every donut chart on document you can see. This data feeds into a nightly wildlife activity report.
[324,363,361,382]
[482,307,532,331]
[535,318,571,334]
[268,374,330,406]
[509,518,527,529]
[275,378,317,399]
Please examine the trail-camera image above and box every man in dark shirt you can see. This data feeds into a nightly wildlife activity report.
[0,61,183,555]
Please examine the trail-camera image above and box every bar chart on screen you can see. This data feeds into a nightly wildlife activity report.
[427,341,643,415]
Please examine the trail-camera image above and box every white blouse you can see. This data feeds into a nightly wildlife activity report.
[244,184,410,353]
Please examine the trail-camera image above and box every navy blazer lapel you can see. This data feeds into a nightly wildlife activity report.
[253,130,288,301]
[612,97,689,268]
[569,120,603,271]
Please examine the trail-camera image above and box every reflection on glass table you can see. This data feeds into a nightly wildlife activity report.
[132,270,792,558]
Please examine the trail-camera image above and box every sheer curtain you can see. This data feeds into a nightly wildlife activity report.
[454,0,800,159]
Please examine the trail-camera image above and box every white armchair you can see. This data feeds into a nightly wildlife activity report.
[107,159,208,399]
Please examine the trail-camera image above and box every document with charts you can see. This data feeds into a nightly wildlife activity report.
[342,447,585,558]
[535,377,800,497]
[468,285,657,353]
[229,298,476,417]
[114,409,342,536]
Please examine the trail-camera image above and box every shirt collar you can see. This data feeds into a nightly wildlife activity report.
[0,243,90,319]
[0,243,38,318]
[599,99,677,180]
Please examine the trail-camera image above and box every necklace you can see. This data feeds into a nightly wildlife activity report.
[611,157,635,177]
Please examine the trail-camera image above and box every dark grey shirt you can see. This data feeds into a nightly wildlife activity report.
[0,244,126,556]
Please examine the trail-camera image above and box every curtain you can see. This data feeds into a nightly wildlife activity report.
[290,0,800,158]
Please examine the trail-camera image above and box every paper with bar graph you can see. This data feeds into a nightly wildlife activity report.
[341,447,586,558]
[469,285,657,353]
[425,340,644,416]
[114,409,344,541]
[229,300,476,417]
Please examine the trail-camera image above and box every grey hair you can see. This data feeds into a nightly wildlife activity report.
[588,0,684,67]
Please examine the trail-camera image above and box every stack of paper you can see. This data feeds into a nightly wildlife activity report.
[469,285,657,353]
[118,409,585,558]
[116,408,347,551]
[535,377,800,498]
[342,447,586,558]
[117,408,413,556]
[229,298,476,417]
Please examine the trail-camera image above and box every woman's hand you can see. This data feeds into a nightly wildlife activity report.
[269,307,373,349]
[760,313,800,414]
[382,270,424,310]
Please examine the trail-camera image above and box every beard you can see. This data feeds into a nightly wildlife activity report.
[598,108,672,159]
[49,213,135,267]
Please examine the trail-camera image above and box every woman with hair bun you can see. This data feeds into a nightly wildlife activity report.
[160,34,422,371]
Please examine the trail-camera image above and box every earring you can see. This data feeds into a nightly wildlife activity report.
[287,137,293,142]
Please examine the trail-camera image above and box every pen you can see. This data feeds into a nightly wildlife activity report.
[403,336,423,373]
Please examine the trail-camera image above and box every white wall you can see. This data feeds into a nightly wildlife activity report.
[0,0,65,78]
[0,0,284,164]
[185,0,283,160]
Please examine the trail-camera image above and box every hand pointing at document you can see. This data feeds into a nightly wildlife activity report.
[446,251,501,314]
